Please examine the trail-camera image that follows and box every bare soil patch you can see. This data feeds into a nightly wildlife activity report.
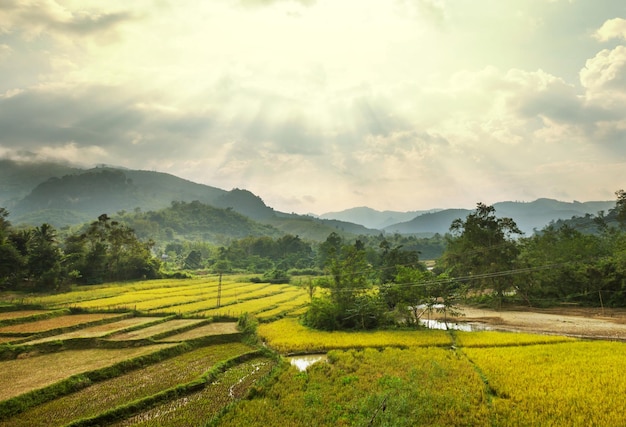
[442,305,626,340]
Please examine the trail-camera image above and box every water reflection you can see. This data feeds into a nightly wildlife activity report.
[288,354,327,371]
[419,318,491,331]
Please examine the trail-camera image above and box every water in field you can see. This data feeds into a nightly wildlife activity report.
[288,354,327,371]
[419,318,491,331]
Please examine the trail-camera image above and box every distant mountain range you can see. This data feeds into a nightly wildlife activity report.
[322,200,616,236]
[0,159,617,240]
[318,206,441,230]
[384,199,615,236]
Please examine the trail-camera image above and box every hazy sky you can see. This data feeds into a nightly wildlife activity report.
[1,0,625,214]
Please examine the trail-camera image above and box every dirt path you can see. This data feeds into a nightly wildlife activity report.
[440,305,626,340]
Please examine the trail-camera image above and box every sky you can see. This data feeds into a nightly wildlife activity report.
[1,0,626,214]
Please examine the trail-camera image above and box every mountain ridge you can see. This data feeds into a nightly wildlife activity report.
[0,159,616,239]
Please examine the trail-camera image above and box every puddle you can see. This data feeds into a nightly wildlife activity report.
[287,354,327,371]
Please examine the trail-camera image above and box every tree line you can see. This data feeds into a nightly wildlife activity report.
[2,190,625,331]
[0,211,160,291]
[304,191,626,330]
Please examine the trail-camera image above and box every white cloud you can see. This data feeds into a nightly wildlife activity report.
[594,18,626,42]
[580,46,626,108]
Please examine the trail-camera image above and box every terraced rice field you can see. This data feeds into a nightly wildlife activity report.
[25,317,164,344]
[3,276,626,425]
[158,322,240,342]
[0,343,258,427]
[107,319,208,341]
[24,277,309,318]
[0,344,177,401]
[0,310,53,322]
[0,313,126,336]
[111,357,276,427]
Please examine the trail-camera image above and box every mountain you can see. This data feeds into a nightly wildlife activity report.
[1,159,378,242]
[10,166,228,220]
[0,159,82,210]
[491,198,615,234]
[383,199,616,236]
[319,206,438,230]
[384,209,470,235]
[1,159,616,240]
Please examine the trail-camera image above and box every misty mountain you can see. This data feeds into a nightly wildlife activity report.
[124,200,281,243]
[0,159,82,209]
[384,209,470,236]
[8,167,229,226]
[319,206,439,230]
[1,159,616,241]
[1,160,378,242]
[383,199,616,236]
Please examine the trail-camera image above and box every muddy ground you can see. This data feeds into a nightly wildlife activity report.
[437,305,626,340]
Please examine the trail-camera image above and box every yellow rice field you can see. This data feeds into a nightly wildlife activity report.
[258,317,452,353]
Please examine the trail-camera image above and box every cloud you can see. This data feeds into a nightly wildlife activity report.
[238,0,316,7]
[0,44,11,62]
[395,0,447,25]
[580,46,626,108]
[594,18,626,42]
[1,0,134,35]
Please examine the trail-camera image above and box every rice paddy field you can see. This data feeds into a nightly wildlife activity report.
[1,276,625,426]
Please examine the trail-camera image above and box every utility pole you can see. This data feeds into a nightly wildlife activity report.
[217,272,222,308]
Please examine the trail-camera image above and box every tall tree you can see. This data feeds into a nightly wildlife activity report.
[27,223,63,290]
[0,209,24,289]
[440,203,522,307]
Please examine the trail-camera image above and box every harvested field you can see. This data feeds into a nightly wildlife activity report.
[107,319,207,341]
[0,313,125,335]
[25,317,163,344]
[0,344,175,401]
[158,322,239,342]
[0,311,52,322]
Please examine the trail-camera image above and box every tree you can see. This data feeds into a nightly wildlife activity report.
[517,224,616,306]
[27,223,64,291]
[613,189,626,227]
[65,214,160,284]
[440,203,522,308]
[304,236,385,330]
[378,239,422,284]
[0,210,25,289]
[380,266,433,326]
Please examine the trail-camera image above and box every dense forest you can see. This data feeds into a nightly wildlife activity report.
[1,190,625,330]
